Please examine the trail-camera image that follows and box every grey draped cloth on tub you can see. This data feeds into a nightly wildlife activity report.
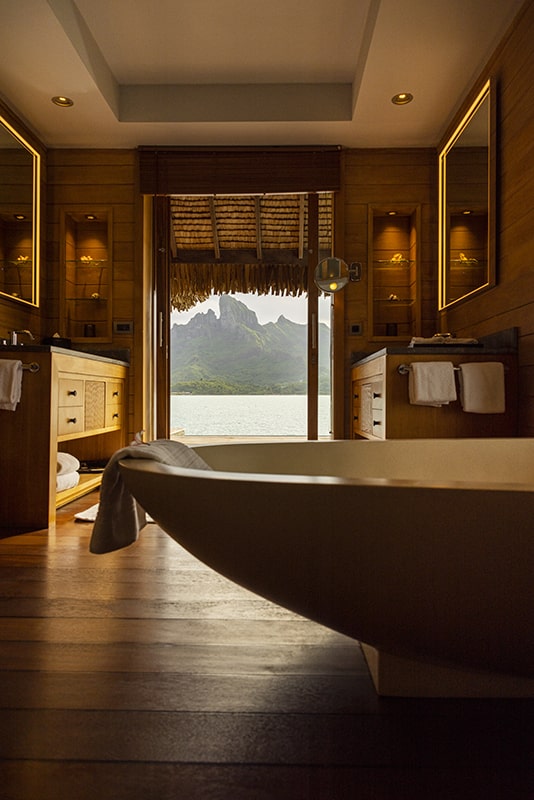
[89,439,211,554]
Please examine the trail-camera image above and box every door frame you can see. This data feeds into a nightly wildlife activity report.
[151,193,345,439]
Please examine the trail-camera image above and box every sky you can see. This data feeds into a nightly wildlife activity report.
[171,291,332,327]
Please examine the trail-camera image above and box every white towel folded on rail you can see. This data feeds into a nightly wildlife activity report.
[408,361,457,407]
[458,362,505,413]
[57,452,81,475]
[90,439,212,554]
[0,359,23,411]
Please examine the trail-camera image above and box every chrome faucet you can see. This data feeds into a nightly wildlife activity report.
[10,329,35,345]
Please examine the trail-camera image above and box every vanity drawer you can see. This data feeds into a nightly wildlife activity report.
[106,381,123,406]
[369,407,385,437]
[359,381,385,438]
[105,406,122,429]
[58,407,84,436]
[371,382,384,410]
[58,378,84,407]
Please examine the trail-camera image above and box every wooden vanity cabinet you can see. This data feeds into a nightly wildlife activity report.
[0,349,127,533]
[351,352,517,440]
[352,362,385,439]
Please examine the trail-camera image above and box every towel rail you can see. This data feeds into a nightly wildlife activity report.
[397,363,460,375]
[22,361,40,373]
[397,362,507,375]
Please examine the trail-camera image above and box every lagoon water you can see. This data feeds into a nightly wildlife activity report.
[171,394,331,437]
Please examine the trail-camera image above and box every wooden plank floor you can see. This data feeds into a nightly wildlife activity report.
[0,492,533,799]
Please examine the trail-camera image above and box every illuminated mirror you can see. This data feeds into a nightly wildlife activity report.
[0,114,40,306]
[438,80,495,309]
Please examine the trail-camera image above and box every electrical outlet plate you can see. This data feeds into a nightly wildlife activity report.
[113,320,133,334]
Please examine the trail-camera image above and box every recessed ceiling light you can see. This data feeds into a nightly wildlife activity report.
[85,214,97,220]
[391,92,413,106]
[14,214,26,220]
[51,96,74,107]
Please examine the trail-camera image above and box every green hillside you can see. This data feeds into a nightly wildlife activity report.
[170,295,330,394]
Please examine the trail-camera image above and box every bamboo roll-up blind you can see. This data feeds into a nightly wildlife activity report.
[139,146,341,195]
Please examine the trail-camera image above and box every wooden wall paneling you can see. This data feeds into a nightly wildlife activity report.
[341,148,435,436]
[47,149,138,441]
[439,0,534,433]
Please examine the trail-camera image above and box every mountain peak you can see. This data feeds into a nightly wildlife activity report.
[219,294,261,330]
[170,296,330,395]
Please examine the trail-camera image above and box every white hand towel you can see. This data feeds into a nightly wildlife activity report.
[458,362,505,413]
[0,359,23,411]
[408,362,457,407]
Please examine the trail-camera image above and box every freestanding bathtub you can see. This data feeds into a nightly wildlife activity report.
[118,438,534,696]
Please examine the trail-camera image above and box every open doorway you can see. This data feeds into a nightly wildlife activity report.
[162,193,334,442]
[169,290,332,443]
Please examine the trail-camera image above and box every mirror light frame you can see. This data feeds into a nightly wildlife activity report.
[0,114,41,307]
[438,79,496,310]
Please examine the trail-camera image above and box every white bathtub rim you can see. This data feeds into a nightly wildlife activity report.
[119,457,534,494]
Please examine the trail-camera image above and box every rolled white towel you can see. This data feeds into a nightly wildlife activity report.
[56,472,80,492]
[57,452,81,475]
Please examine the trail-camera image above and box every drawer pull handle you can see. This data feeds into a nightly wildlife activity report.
[67,417,77,424]
[67,389,77,397]
[113,391,119,397]
[112,413,119,419]
[373,392,382,399]
[353,415,358,420]
[353,393,359,399]
[373,420,382,426]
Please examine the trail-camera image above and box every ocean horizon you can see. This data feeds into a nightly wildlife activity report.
[171,393,332,437]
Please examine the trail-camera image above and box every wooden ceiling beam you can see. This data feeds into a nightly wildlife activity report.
[209,197,221,259]
[299,194,306,260]
[255,196,263,260]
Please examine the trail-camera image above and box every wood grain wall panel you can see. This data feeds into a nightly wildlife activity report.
[47,149,139,441]
[341,148,436,436]
[438,0,534,434]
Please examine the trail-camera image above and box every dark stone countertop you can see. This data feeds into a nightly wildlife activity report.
[0,344,130,367]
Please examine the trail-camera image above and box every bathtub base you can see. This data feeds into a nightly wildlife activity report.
[361,644,534,698]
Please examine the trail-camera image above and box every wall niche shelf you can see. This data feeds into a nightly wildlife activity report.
[60,209,113,343]
[446,210,488,304]
[368,205,421,341]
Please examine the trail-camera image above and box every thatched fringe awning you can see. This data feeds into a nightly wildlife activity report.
[169,192,332,311]
[170,262,309,312]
